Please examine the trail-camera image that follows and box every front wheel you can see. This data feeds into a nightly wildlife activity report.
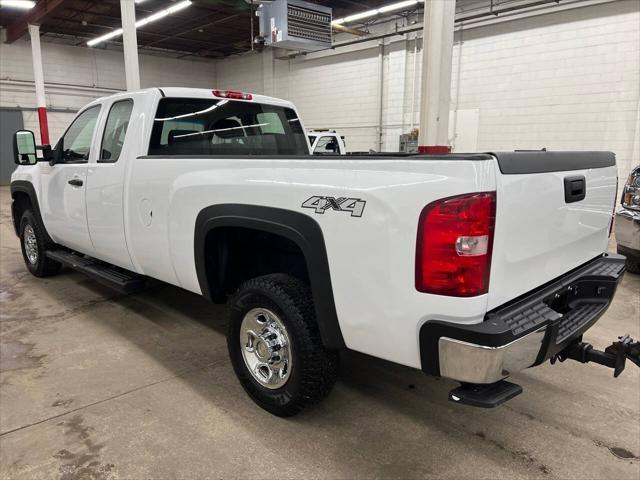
[20,210,61,277]
[227,274,339,417]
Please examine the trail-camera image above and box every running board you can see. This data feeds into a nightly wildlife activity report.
[448,380,523,408]
[46,250,146,294]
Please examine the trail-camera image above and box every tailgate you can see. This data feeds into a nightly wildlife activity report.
[487,151,618,310]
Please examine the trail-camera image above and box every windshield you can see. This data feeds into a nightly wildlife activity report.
[148,98,308,156]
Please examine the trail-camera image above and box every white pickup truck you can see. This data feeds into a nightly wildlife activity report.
[10,87,639,416]
[308,130,347,155]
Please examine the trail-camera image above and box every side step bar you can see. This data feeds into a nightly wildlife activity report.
[46,250,146,294]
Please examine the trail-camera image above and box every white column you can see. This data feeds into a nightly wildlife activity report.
[120,0,141,91]
[417,0,456,152]
[28,24,49,144]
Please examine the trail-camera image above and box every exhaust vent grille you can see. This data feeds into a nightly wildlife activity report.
[287,4,331,43]
[259,0,332,52]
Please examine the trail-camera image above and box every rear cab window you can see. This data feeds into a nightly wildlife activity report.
[100,99,134,163]
[148,98,308,156]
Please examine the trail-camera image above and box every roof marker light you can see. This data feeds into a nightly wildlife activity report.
[213,90,253,100]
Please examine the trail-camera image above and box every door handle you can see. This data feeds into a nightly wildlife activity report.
[68,178,84,187]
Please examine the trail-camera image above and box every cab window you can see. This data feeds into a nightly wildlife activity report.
[57,106,101,163]
[148,98,308,156]
[100,99,134,163]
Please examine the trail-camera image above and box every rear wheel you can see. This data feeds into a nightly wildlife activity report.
[20,210,61,277]
[227,274,339,417]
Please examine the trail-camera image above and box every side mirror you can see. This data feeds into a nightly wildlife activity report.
[13,130,38,165]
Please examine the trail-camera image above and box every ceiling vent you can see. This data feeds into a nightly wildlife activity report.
[258,0,332,52]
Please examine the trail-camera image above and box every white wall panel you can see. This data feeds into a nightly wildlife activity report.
[0,1,638,178]
[0,37,217,143]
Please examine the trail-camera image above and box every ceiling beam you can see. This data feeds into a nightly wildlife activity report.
[5,0,67,43]
[140,13,242,48]
[332,23,368,36]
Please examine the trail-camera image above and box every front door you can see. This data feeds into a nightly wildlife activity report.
[40,105,101,255]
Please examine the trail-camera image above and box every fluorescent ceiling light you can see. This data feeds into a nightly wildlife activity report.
[343,9,378,23]
[379,0,418,13]
[87,0,192,47]
[0,0,35,9]
[332,0,422,25]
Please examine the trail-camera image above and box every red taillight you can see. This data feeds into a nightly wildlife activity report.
[212,89,253,100]
[416,192,496,297]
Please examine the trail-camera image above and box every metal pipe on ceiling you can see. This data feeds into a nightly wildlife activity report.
[324,0,610,51]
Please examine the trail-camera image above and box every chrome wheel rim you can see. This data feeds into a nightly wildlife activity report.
[240,308,292,389]
[23,225,38,265]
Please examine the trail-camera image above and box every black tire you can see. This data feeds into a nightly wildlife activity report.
[227,274,339,417]
[19,210,62,277]
[625,258,640,274]
[617,246,640,274]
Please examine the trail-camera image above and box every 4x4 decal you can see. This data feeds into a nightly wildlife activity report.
[301,196,366,218]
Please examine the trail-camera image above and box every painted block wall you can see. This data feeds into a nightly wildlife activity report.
[0,0,637,180]
[0,38,217,144]
[216,0,639,178]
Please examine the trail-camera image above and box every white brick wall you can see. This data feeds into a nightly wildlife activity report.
[215,0,639,177]
[452,0,640,179]
[0,37,217,144]
[0,1,637,178]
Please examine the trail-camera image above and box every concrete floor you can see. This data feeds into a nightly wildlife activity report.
[0,186,638,480]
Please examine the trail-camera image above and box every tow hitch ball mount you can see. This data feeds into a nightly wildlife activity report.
[552,334,640,377]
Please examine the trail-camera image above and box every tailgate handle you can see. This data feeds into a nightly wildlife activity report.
[564,175,586,203]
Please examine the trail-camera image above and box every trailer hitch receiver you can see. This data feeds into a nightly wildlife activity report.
[555,334,640,377]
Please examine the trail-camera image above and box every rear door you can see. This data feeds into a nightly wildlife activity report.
[488,151,618,309]
[40,105,101,254]
[86,97,136,270]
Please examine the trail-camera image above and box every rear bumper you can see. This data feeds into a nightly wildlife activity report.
[420,254,626,384]
[615,207,640,253]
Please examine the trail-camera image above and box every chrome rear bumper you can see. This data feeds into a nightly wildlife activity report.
[420,254,626,384]
[615,208,640,252]
[438,329,546,384]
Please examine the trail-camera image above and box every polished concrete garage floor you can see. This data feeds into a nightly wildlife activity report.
[0,186,638,480]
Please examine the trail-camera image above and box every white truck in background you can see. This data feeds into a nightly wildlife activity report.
[308,130,347,155]
[10,87,639,417]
